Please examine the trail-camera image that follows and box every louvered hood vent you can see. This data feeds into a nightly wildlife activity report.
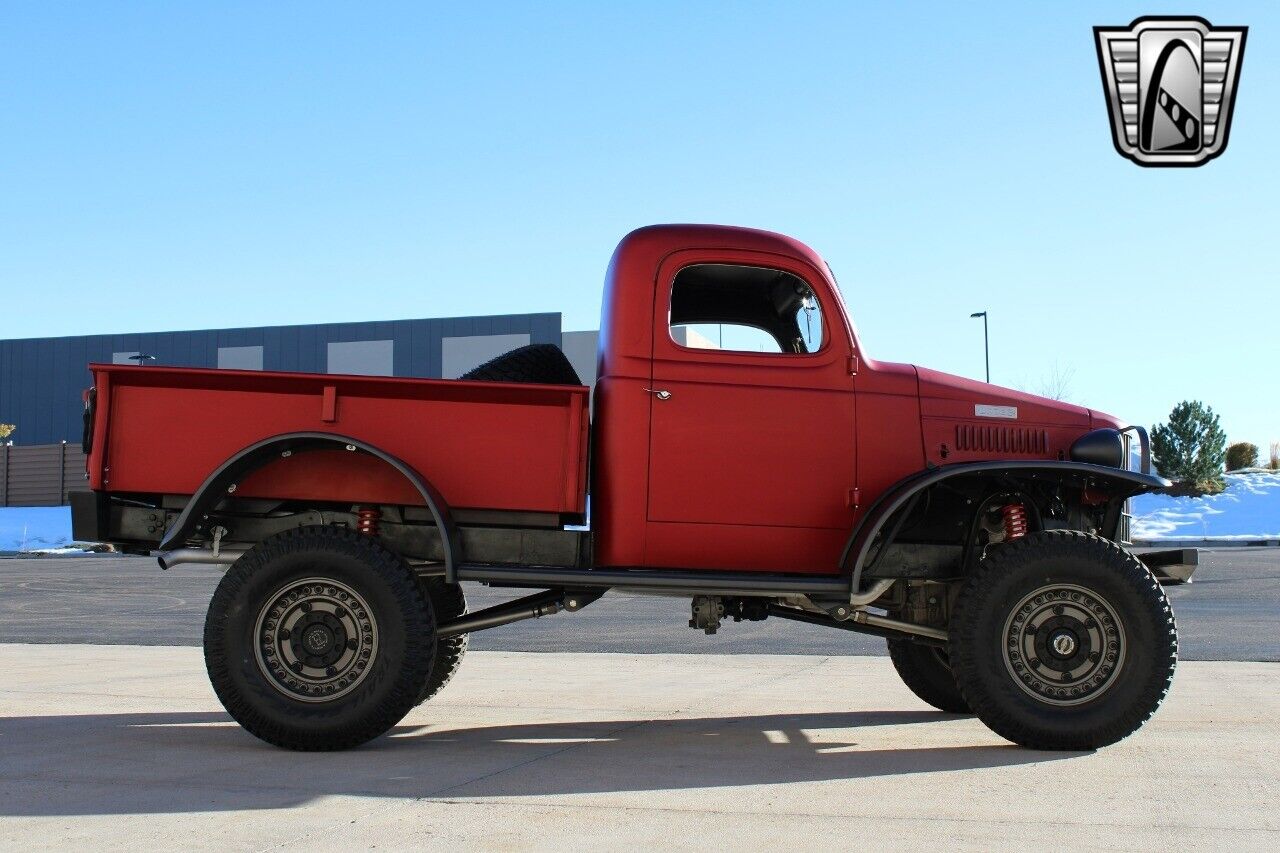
[954,424,1049,455]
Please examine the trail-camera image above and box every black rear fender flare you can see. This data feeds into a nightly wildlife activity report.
[157,432,461,580]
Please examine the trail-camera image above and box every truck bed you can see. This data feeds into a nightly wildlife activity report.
[85,364,590,518]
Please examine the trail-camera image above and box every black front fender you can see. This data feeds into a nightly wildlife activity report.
[841,461,1169,594]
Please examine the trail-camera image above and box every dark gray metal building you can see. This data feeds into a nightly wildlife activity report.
[0,313,578,446]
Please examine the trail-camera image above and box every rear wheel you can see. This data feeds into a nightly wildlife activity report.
[886,639,970,713]
[949,530,1177,750]
[204,526,435,750]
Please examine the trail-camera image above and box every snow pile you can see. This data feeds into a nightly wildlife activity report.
[1131,471,1280,541]
[0,506,73,552]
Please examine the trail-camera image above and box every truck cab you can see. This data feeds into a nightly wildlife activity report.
[592,225,1133,578]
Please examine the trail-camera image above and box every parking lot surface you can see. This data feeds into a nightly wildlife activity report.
[1,548,1277,660]
[2,644,1277,851]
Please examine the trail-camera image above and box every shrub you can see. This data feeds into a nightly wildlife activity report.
[0,423,14,442]
[1226,441,1259,471]
[1151,401,1226,493]
[1271,441,1280,471]
[1165,478,1228,497]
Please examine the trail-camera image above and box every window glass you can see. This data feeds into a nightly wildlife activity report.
[218,345,264,370]
[672,323,784,353]
[669,264,824,354]
[327,340,394,376]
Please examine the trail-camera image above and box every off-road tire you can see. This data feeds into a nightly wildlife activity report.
[949,530,1177,751]
[204,526,435,751]
[416,577,468,705]
[460,344,583,385]
[887,639,970,713]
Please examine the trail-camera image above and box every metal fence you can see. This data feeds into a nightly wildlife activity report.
[0,443,89,507]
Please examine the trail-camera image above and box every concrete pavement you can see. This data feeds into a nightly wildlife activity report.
[2,644,1278,851]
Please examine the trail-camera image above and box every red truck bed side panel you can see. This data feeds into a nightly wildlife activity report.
[89,365,589,516]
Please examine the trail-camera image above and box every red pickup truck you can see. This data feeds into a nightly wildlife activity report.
[74,224,1183,753]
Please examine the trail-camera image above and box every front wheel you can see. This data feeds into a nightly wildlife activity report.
[204,526,436,750]
[949,530,1177,750]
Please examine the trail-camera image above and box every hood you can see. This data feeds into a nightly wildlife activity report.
[914,366,1095,465]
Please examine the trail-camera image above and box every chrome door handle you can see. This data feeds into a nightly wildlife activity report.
[644,388,672,400]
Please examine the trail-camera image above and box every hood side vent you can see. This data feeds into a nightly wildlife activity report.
[955,424,1049,455]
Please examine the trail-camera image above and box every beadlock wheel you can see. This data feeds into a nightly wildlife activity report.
[949,530,1178,751]
[254,577,381,702]
[205,526,436,751]
[1002,583,1125,706]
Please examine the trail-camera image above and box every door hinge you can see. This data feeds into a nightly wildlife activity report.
[846,487,861,510]
[847,355,859,375]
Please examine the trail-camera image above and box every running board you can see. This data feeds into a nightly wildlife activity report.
[454,564,851,597]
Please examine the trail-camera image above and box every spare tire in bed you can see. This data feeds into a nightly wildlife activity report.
[459,344,583,386]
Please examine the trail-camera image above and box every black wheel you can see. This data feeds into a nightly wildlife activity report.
[415,576,468,705]
[887,639,970,713]
[204,526,435,751]
[460,344,583,385]
[949,530,1177,751]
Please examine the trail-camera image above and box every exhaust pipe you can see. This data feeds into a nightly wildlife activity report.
[154,547,248,570]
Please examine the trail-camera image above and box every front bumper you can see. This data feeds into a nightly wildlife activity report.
[1137,547,1199,585]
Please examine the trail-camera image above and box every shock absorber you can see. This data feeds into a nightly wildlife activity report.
[1001,503,1028,541]
[356,507,381,536]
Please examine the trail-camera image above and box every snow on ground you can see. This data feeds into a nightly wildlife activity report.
[0,506,73,552]
[1131,471,1280,541]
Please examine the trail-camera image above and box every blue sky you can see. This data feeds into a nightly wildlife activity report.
[2,2,1277,446]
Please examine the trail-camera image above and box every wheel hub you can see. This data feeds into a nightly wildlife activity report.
[254,578,378,703]
[1050,630,1077,658]
[1002,584,1125,706]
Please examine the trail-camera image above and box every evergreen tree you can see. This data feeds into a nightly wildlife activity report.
[1151,401,1226,489]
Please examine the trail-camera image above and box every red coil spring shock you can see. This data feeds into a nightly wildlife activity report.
[356,507,381,536]
[1001,503,1028,541]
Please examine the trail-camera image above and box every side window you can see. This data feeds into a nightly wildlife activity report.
[669,264,824,355]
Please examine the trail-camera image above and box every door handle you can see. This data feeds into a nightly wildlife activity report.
[644,388,672,400]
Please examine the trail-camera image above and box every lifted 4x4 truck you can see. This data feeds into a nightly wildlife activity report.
[74,225,1186,752]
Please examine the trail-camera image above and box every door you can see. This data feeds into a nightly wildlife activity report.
[644,252,856,574]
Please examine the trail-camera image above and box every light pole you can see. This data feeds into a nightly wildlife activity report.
[127,353,157,367]
[969,311,989,383]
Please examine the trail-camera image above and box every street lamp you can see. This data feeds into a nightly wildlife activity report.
[969,311,989,383]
